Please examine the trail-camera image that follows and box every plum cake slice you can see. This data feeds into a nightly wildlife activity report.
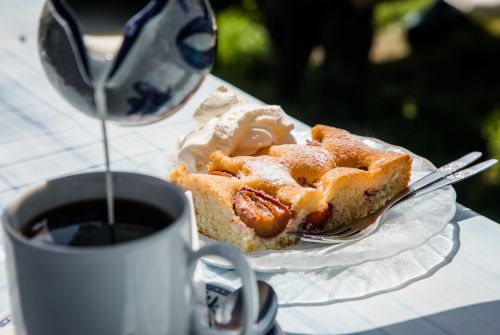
[169,125,412,252]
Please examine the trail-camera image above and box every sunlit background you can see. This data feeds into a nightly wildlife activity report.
[211,0,500,222]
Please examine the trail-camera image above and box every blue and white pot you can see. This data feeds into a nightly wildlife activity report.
[38,0,217,125]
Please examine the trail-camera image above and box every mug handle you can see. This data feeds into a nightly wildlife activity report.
[188,244,259,335]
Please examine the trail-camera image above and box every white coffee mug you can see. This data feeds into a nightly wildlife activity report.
[2,172,258,335]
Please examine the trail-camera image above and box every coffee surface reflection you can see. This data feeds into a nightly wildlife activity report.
[22,199,172,246]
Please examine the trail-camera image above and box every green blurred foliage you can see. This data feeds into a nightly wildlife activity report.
[215,8,270,67]
[486,17,500,35]
[482,106,500,183]
[401,97,418,120]
[215,0,435,68]
[374,0,433,28]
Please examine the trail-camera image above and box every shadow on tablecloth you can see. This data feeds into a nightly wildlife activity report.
[285,300,500,335]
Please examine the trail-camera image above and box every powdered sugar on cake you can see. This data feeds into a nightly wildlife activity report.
[244,157,297,186]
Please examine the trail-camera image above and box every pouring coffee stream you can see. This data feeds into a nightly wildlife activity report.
[66,0,146,225]
[89,44,120,226]
[86,40,118,226]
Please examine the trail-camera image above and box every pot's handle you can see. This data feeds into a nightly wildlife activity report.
[188,244,259,335]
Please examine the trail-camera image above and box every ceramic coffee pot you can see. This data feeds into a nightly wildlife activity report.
[38,0,217,125]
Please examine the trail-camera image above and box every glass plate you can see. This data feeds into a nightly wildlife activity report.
[138,131,456,273]
[203,220,459,306]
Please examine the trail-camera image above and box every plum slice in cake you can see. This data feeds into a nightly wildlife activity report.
[169,125,412,252]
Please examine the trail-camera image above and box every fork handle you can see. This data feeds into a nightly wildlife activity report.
[407,151,481,194]
[401,159,498,203]
[360,158,498,237]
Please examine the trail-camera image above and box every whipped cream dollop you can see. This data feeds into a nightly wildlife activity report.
[192,85,246,126]
[178,86,296,173]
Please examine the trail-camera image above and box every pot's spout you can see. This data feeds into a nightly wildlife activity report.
[49,0,150,83]
[83,35,124,60]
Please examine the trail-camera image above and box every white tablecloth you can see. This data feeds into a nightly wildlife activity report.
[1,1,500,334]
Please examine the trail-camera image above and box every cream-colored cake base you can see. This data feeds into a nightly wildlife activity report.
[321,163,410,229]
[170,165,299,252]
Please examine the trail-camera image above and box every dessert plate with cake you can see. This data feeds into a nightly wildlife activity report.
[166,86,457,272]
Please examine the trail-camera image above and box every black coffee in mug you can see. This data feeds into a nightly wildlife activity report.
[21,199,172,246]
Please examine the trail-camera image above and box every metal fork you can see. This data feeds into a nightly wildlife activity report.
[288,153,497,244]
